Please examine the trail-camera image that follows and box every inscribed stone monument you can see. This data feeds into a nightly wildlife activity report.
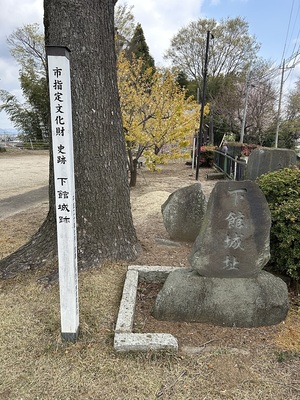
[154,180,289,327]
[189,180,271,278]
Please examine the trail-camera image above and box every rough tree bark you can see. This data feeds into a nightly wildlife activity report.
[0,0,139,278]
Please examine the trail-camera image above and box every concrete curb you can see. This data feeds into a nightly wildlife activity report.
[114,265,182,352]
[114,332,178,352]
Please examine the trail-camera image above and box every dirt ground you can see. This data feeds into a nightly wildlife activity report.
[1,149,300,399]
[0,149,49,201]
[0,149,215,266]
[131,161,217,268]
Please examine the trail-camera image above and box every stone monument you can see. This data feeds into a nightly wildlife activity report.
[189,180,271,278]
[161,183,206,242]
[154,180,289,327]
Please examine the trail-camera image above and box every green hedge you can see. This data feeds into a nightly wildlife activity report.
[257,167,300,282]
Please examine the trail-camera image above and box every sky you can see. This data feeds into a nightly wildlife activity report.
[0,0,299,132]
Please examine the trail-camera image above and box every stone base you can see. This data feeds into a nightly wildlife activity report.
[153,269,289,328]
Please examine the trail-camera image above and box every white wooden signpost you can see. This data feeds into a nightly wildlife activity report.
[46,46,79,341]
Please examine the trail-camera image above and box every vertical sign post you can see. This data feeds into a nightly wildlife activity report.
[46,46,79,341]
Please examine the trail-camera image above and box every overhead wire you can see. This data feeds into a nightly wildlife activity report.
[284,1,300,86]
[252,0,300,91]
[274,0,300,146]
[280,0,295,66]
[288,0,300,57]
[280,0,300,88]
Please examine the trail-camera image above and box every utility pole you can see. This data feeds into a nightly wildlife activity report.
[240,69,251,144]
[196,31,212,180]
[275,59,285,148]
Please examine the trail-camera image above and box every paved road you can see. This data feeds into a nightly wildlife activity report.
[0,185,49,220]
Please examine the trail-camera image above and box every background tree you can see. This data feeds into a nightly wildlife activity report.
[165,17,259,83]
[118,53,199,186]
[194,61,277,146]
[0,0,139,278]
[206,73,242,144]
[239,61,277,145]
[0,24,49,143]
[114,2,136,56]
[278,78,300,148]
[164,17,261,146]
[126,23,155,71]
[287,78,300,121]
[243,84,277,145]
[7,23,46,71]
[0,82,49,144]
[1,10,138,141]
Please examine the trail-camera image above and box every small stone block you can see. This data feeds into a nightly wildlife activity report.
[114,333,178,352]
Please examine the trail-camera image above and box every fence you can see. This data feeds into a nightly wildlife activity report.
[1,139,50,150]
[213,150,247,181]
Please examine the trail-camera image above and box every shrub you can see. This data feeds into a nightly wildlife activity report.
[225,142,258,157]
[200,145,215,167]
[189,145,215,168]
[257,167,300,282]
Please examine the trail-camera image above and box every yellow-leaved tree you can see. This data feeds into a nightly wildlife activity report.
[117,53,200,186]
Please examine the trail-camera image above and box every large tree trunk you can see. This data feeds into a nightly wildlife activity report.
[0,0,139,278]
